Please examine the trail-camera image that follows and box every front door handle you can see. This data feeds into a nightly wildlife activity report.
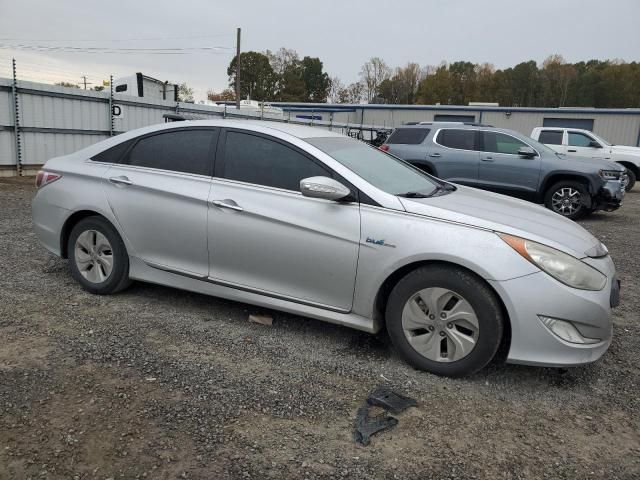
[567,149,577,153]
[211,199,244,212]
[429,153,441,158]
[109,176,133,186]
[481,157,494,162]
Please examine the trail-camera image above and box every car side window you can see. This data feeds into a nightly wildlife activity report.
[538,130,563,145]
[123,129,216,176]
[436,129,476,151]
[91,139,134,163]
[568,132,595,147]
[387,128,430,144]
[482,132,528,155]
[221,131,330,192]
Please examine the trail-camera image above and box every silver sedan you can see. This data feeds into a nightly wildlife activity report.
[32,120,619,377]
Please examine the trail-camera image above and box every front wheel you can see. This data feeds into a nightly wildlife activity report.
[385,266,504,377]
[622,169,636,191]
[544,181,590,220]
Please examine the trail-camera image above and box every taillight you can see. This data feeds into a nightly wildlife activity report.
[379,144,390,152]
[35,170,62,189]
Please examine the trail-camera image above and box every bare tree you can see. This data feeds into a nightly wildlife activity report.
[338,82,365,104]
[327,76,344,103]
[359,57,391,102]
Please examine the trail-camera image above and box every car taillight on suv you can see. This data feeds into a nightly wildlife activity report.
[379,144,390,152]
[35,170,62,189]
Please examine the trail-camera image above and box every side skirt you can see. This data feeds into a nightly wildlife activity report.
[128,256,380,334]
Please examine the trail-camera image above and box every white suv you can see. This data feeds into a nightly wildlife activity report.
[531,127,639,191]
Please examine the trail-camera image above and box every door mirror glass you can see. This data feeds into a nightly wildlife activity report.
[588,140,602,148]
[517,146,537,158]
[300,176,351,201]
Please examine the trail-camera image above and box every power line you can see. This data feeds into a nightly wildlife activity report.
[0,44,233,53]
[0,33,235,42]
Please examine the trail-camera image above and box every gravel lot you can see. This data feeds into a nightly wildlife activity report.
[1,176,639,479]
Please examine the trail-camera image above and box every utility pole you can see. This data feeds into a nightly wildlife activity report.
[80,75,92,90]
[235,27,241,110]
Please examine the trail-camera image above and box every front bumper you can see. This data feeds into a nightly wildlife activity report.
[593,180,625,211]
[489,255,617,367]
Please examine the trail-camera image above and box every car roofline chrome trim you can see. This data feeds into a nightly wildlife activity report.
[144,260,350,314]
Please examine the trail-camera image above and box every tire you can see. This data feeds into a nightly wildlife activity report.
[544,181,590,220]
[385,265,504,377]
[623,168,636,192]
[67,216,131,295]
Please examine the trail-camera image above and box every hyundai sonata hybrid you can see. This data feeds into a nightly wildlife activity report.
[32,120,620,377]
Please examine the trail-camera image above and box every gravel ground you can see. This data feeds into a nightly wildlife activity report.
[1,176,639,479]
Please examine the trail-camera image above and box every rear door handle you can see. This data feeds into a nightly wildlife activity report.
[429,153,441,158]
[567,149,577,153]
[481,157,494,162]
[211,199,244,212]
[108,176,133,186]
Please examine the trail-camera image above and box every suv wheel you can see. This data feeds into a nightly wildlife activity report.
[544,181,589,220]
[622,168,636,191]
[385,266,504,377]
[68,216,131,294]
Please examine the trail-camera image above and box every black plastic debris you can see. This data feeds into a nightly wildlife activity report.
[353,386,417,445]
[366,386,417,414]
[353,406,398,446]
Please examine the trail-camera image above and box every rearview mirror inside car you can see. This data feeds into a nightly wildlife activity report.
[300,176,351,201]
[518,146,537,158]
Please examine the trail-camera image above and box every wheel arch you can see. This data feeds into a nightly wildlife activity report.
[60,210,111,259]
[373,259,511,355]
[617,161,639,177]
[538,172,593,203]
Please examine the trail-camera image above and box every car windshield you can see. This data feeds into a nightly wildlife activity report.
[305,137,439,196]
[590,132,612,146]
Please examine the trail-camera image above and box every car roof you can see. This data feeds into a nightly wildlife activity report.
[142,119,345,139]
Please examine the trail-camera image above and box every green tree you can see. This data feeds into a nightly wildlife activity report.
[227,51,276,100]
[301,56,330,102]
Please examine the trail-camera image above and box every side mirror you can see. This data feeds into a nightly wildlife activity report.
[589,140,602,148]
[300,176,351,201]
[518,146,537,158]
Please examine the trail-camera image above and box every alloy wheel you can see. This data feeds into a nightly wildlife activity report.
[74,230,114,283]
[401,287,479,362]
[551,187,581,216]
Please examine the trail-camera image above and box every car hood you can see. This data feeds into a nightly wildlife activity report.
[610,144,640,157]
[398,185,603,259]
[557,154,626,172]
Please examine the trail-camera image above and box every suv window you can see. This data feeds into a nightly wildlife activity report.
[538,130,564,145]
[568,132,595,147]
[123,129,215,175]
[91,139,134,163]
[482,131,528,155]
[387,128,430,145]
[436,129,476,151]
[222,131,329,191]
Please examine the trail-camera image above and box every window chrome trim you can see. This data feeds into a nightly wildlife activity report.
[101,162,213,180]
[433,128,540,157]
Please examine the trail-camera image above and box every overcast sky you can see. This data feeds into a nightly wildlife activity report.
[1,0,638,101]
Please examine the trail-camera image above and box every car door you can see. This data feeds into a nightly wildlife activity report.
[566,131,605,159]
[431,128,480,185]
[103,128,218,277]
[478,131,542,200]
[207,129,361,312]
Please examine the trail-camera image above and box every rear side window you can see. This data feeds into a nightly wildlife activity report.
[482,132,528,155]
[436,129,476,151]
[91,139,134,163]
[222,131,329,191]
[387,128,430,145]
[568,132,595,147]
[538,130,564,145]
[123,129,216,175]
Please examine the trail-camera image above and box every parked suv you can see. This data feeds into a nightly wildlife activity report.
[381,123,625,219]
[531,127,639,191]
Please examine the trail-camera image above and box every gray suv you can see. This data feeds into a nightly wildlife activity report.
[381,123,625,219]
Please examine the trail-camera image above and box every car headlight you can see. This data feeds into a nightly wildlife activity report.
[499,234,606,291]
[599,169,622,180]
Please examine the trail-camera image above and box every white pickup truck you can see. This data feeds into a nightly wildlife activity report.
[531,127,639,191]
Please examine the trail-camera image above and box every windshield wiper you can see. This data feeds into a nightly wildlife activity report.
[397,191,430,198]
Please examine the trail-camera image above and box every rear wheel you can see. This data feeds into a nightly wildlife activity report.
[385,266,504,377]
[544,181,589,220]
[68,216,131,294]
